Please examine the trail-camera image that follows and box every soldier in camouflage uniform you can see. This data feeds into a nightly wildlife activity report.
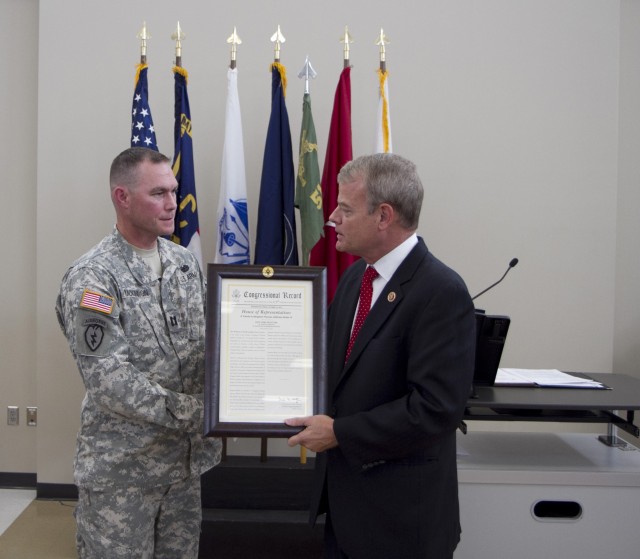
[56,147,221,558]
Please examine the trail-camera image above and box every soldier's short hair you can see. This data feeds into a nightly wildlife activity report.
[110,147,171,191]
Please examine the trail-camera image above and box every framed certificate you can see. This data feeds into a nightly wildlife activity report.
[204,264,327,437]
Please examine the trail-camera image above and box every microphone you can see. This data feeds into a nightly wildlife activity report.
[471,258,519,301]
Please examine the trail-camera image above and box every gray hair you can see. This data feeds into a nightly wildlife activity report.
[338,153,424,230]
[109,147,171,191]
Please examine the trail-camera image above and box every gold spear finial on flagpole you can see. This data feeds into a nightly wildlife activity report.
[227,26,242,69]
[270,24,286,62]
[171,21,185,67]
[376,28,389,73]
[341,26,353,69]
[137,22,150,64]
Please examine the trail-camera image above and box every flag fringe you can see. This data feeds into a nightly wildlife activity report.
[134,63,148,87]
[173,66,189,82]
[270,62,288,97]
[377,68,390,153]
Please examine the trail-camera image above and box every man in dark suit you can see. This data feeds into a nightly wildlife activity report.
[286,153,476,558]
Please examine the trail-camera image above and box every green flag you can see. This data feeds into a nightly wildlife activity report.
[295,92,323,265]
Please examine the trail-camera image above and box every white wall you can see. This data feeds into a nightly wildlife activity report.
[0,0,637,484]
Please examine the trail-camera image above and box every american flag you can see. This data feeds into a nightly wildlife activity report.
[131,64,158,150]
[80,289,115,315]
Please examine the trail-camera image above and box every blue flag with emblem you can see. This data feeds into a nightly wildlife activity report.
[171,66,202,267]
[254,63,298,265]
[130,64,158,150]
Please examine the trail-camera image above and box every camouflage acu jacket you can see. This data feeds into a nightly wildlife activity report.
[56,228,221,488]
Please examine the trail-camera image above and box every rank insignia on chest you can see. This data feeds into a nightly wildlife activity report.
[80,288,115,315]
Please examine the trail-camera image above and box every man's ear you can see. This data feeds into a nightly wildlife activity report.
[112,186,129,209]
[378,203,394,230]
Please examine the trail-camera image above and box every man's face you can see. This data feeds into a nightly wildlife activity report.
[123,160,178,246]
[329,177,380,261]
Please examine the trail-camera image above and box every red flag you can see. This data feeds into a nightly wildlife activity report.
[310,67,357,303]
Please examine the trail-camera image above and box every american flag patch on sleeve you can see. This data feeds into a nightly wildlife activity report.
[80,289,115,315]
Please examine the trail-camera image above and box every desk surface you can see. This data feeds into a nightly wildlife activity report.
[468,373,640,411]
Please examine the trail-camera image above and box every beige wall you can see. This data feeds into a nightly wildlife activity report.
[0,0,38,473]
[615,0,640,377]
[1,0,639,484]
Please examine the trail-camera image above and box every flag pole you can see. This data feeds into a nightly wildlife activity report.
[219,27,243,459]
[261,23,289,462]
[137,21,149,65]
[298,55,317,96]
[376,27,388,73]
[376,28,392,154]
[227,26,241,69]
[297,56,316,464]
[171,21,185,68]
[225,26,240,459]
[341,26,353,69]
[271,24,285,63]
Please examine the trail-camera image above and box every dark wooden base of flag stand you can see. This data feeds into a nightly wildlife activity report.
[199,455,323,558]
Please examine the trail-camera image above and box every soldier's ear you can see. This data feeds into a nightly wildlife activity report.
[112,186,130,209]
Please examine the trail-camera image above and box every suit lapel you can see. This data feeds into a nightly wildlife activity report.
[337,240,429,386]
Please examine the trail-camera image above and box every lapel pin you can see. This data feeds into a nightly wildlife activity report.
[387,292,396,302]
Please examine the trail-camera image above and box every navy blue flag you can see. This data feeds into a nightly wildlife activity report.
[254,63,298,265]
[171,66,202,266]
[130,64,158,150]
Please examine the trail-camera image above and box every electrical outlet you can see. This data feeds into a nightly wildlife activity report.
[7,406,19,426]
[26,407,37,426]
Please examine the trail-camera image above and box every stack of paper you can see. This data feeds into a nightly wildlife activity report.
[495,368,607,389]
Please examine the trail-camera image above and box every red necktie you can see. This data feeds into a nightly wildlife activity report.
[345,266,379,362]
